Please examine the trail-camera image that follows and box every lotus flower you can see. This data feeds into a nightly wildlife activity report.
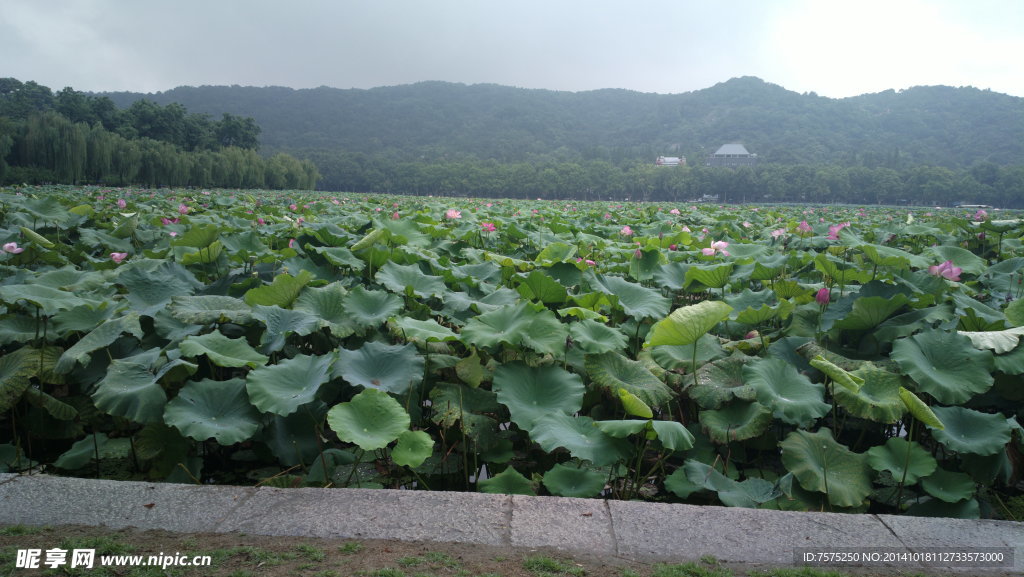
[116,199,127,209]
[973,209,988,222]
[3,242,24,254]
[480,222,496,232]
[929,260,961,281]
[669,208,681,215]
[178,203,189,215]
[827,222,851,240]
[620,225,633,236]
[815,287,830,305]
[701,240,730,257]
[110,252,128,263]
[771,228,786,239]
[797,220,812,234]
[445,209,462,219]
[391,211,400,220]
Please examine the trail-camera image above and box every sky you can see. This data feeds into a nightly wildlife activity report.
[3,0,1023,99]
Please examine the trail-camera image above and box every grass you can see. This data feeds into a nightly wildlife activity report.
[523,554,587,576]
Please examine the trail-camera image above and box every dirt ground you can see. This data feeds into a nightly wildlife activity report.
[0,524,995,577]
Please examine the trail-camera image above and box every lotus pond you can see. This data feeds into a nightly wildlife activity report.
[2,185,1023,519]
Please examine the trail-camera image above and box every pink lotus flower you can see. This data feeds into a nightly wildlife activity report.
[3,242,24,254]
[973,209,988,222]
[742,221,752,228]
[669,244,678,251]
[110,252,128,263]
[391,211,400,220]
[257,217,266,225]
[168,231,178,237]
[604,213,612,220]
[669,208,681,215]
[634,247,643,259]
[288,239,298,249]
[480,222,496,232]
[701,240,730,257]
[771,228,786,239]
[117,199,127,209]
[929,260,962,281]
[289,203,298,211]
[445,209,462,220]
[177,203,189,215]
[827,222,851,240]
[620,225,633,236]
[797,220,812,234]
[815,287,830,305]
[681,225,691,233]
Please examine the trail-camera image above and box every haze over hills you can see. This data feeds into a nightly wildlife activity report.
[99,76,1024,169]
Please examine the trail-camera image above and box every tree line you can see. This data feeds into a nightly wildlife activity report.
[300,150,1024,208]
[0,79,318,189]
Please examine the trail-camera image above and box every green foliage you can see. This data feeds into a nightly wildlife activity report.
[1,184,1022,519]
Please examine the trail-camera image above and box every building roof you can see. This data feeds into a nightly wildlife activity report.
[712,143,751,156]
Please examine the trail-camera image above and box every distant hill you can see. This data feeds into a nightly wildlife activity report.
[99,77,1024,169]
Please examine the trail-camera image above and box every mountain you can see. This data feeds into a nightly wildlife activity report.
[99,77,1024,169]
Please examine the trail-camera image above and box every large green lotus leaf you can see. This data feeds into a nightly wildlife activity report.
[921,468,977,503]
[585,352,674,408]
[529,413,631,466]
[171,223,220,249]
[460,302,569,356]
[808,355,864,392]
[391,317,459,344]
[683,459,781,508]
[168,295,254,325]
[780,428,873,508]
[689,354,758,409]
[327,388,410,451]
[24,386,77,421]
[834,295,911,331]
[243,270,314,308]
[0,347,36,413]
[566,319,627,354]
[865,437,937,484]
[645,300,733,348]
[858,243,930,270]
[535,242,577,264]
[478,466,535,495]
[163,378,261,445]
[898,387,944,429]
[833,365,905,423]
[91,356,167,424]
[960,326,1024,354]
[684,263,734,290]
[516,270,568,304]
[246,353,333,416]
[649,334,727,372]
[53,433,109,470]
[54,313,143,374]
[51,303,117,336]
[310,245,364,270]
[492,362,583,429]
[590,274,670,320]
[178,240,223,265]
[179,331,269,369]
[0,284,94,316]
[259,401,328,466]
[375,262,446,298]
[117,259,202,316]
[891,330,994,404]
[292,282,355,337]
[593,419,648,438]
[993,342,1024,375]
[650,420,695,451]
[929,405,1011,455]
[335,341,423,395]
[699,401,772,444]
[744,358,829,427]
[252,305,320,353]
[542,463,606,498]
[342,285,404,329]
[814,253,872,285]
[924,245,987,276]
[428,382,501,427]
[391,430,434,468]
[0,314,39,346]
[905,497,981,519]
[873,304,957,344]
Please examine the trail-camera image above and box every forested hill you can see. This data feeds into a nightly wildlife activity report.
[100,77,1024,168]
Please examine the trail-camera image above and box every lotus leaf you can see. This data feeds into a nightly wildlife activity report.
[541,463,606,498]
[929,405,1011,455]
[327,388,410,451]
[163,378,261,444]
[865,438,937,484]
[246,353,333,416]
[744,357,830,427]
[780,428,872,508]
[891,330,994,404]
[335,341,423,394]
[478,466,535,495]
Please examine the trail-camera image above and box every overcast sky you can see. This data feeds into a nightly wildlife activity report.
[3,0,1022,98]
